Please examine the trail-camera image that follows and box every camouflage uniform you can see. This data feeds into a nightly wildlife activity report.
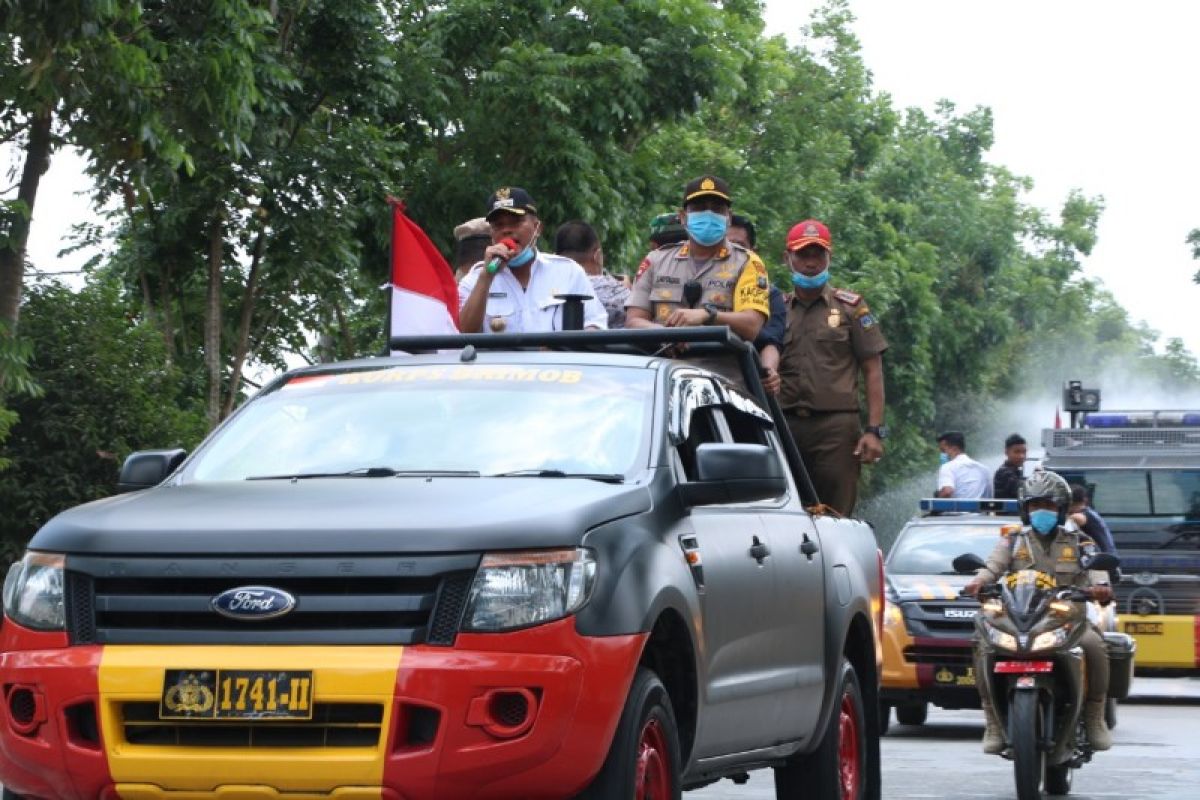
[589,272,630,329]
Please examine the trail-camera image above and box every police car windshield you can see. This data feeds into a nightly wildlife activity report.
[888,524,1012,575]
[188,364,652,482]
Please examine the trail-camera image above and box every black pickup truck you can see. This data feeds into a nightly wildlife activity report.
[0,328,882,800]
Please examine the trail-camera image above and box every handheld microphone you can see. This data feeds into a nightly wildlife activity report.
[683,280,703,308]
[485,238,520,274]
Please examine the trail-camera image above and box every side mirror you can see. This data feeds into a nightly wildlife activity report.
[952,553,987,575]
[678,443,786,507]
[1084,552,1120,572]
[117,449,187,493]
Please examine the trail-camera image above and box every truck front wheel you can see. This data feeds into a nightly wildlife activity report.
[578,666,681,800]
[774,658,866,800]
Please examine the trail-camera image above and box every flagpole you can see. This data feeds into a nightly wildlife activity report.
[383,196,400,355]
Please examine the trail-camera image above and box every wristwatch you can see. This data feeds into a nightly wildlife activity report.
[703,303,720,325]
[865,425,889,439]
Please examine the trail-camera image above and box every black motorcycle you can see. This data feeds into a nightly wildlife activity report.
[953,552,1132,800]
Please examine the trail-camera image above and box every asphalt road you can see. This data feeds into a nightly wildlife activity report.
[691,678,1200,800]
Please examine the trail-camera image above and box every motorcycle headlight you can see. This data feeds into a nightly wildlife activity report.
[1031,626,1071,651]
[463,548,597,632]
[986,625,1018,651]
[981,599,1005,618]
[3,552,66,631]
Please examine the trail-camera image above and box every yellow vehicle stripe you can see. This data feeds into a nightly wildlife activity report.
[913,583,934,600]
[99,646,402,795]
[1120,615,1196,669]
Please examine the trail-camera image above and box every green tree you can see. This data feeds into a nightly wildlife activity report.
[0,279,206,548]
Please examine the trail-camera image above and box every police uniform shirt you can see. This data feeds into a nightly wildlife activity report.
[626,241,770,322]
[977,527,1108,590]
[777,284,887,413]
[458,251,608,333]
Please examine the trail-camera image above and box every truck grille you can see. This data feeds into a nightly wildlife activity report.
[64,555,479,646]
[1115,577,1200,616]
[121,702,383,748]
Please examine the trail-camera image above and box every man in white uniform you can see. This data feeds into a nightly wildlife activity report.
[458,187,606,333]
[935,430,992,498]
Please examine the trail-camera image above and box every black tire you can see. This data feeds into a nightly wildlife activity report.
[1105,697,1118,730]
[1044,761,1073,796]
[879,703,891,736]
[1010,690,1044,800]
[579,666,681,800]
[895,702,927,726]
[775,658,868,800]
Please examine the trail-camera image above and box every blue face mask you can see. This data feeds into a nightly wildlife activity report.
[792,269,830,290]
[508,242,536,268]
[938,452,950,465]
[686,211,728,246]
[1029,509,1059,535]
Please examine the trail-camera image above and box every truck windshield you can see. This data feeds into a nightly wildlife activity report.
[188,364,653,482]
[1060,470,1200,519]
[887,523,1013,575]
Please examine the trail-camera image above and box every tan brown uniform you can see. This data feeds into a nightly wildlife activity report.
[627,241,770,381]
[777,284,886,515]
[974,526,1110,703]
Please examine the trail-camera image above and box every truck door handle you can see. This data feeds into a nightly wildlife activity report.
[801,534,819,560]
[749,536,770,564]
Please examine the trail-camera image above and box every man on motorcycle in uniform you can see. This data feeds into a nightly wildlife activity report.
[964,470,1114,753]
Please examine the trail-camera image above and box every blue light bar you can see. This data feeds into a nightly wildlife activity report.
[919,498,1021,514]
[1083,413,1129,428]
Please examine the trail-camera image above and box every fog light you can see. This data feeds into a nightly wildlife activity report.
[466,687,538,738]
[6,685,44,736]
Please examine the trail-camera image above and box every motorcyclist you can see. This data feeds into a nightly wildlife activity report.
[963,469,1114,754]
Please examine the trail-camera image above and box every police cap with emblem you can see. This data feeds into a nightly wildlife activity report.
[485,186,538,221]
[683,175,732,206]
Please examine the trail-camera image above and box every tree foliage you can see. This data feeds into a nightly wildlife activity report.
[2,0,1198,547]
[0,279,206,545]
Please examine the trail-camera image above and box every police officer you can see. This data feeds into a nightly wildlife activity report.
[964,470,1114,753]
[458,187,607,333]
[761,219,887,516]
[626,176,770,345]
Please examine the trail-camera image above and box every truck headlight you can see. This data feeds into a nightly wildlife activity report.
[463,548,597,632]
[1031,626,1071,651]
[3,552,66,631]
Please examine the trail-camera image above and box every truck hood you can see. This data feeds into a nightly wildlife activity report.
[887,573,972,603]
[30,478,653,555]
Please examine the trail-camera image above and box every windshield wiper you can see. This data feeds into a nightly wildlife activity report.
[491,469,625,484]
[246,468,480,480]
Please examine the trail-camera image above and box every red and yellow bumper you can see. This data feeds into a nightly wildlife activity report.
[0,619,645,800]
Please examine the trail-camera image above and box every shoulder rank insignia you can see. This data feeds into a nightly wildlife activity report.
[833,288,862,306]
[717,247,729,259]
[676,243,690,258]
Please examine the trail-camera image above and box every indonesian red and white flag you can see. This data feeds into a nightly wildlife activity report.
[388,197,459,339]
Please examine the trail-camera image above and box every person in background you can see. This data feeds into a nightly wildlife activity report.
[1070,485,1118,556]
[554,220,628,329]
[993,433,1028,499]
[452,217,492,282]
[647,212,688,249]
[727,213,787,394]
[935,431,992,498]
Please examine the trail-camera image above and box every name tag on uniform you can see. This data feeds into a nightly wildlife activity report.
[488,292,507,298]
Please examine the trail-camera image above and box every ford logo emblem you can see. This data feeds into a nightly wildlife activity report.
[211,586,296,621]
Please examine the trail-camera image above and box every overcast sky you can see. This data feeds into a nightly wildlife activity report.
[763,0,1200,357]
